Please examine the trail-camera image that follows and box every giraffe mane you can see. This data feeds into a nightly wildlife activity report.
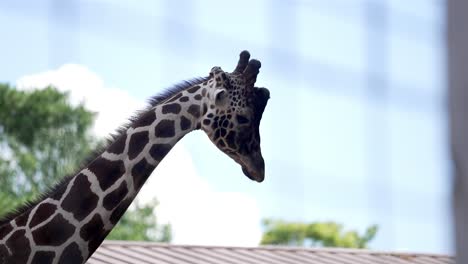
[0,77,209,227]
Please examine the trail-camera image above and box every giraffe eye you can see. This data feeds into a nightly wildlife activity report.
[236,115,249,124]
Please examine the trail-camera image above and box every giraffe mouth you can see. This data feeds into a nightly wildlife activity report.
[242,166,264,182]
[240,153,265,182]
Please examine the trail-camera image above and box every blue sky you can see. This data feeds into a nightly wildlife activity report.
[0,0,451,254]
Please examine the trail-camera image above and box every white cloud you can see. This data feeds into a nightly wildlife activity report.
[16,64,262,246]
[139,143,262,246]
[16,64,143,137]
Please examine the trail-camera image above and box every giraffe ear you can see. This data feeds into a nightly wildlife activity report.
[253,87,270,125]
[214,89,228,107]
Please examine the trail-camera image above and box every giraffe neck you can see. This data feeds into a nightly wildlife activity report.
[0,83,207,264]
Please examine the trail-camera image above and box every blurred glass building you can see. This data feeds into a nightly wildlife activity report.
[0,0,449,253]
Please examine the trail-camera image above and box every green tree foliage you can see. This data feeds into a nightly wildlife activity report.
[107,199,172,242]
[260,219,378,248]
[0,83,95,213]
[0,83,172,242]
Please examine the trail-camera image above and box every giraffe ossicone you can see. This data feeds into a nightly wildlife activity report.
[0,50,270,264]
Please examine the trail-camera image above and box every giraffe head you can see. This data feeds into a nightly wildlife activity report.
[200,51,270,182]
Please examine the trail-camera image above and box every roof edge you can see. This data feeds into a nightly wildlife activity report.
[101,240,453,258]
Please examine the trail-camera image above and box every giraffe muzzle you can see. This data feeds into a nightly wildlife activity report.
[241,153,265,182]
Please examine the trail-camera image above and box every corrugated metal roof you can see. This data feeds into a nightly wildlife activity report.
[87,241,454,264]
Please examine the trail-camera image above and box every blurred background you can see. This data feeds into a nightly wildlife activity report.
[0,0,450,255]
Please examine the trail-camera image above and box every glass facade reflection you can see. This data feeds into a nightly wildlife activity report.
[0,0,449,253]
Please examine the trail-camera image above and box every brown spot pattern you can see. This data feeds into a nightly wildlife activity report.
[225,131,237,149]
[15,212,28,227]
[202,103,208,115]
[88,158,125,191]
[58,242,83,264]
[62,174,99,221]
[32,214,75,246]
[110,198,132,225]
[0,245,9,264]
[103,181,128,211]
[154,120,175,138]
[88,229,111,257]
[149,144,172,162]
[29,203,57,228]
[187,85,200,93]
[80,214,104,241]
[128,131,149,160]
[5,230,30,263]
[166,92,183,103]
[0,223,13,239]
[187,105,200,118]
[32,251,55,264]
[132,111,156,128]
[162,103,181,114]
[107,134,126,154]
[202,119,211,126]
[132,158,155,190]
[51,184,67,201]
[180,116,191,130]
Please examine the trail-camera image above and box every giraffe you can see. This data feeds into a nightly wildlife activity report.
[0,51,270,264]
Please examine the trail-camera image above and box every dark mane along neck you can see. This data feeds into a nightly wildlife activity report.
[0,175,73,227]
[0,77,208,228]
[148,77,208,107]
